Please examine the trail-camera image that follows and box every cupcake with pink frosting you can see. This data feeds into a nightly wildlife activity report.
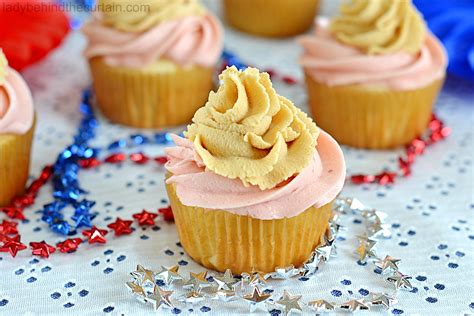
[82,0,223,128]
[299,0,447,149]
[0,49,35,206]
[164,66,345,274]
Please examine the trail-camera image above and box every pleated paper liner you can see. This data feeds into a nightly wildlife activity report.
[305,74,445,149]
[224,0,320,37]
[0,117,35,206]
[166,181,333,274]
[89,58,214,128]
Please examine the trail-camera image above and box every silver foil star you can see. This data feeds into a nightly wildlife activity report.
[340,299,370,312]
[333,197,366,214]
[180,289,205,305]
[147,285,174,310]
[307,299,335,312]
[212,289,237,302]
[276,290,302,315]
[155,265,183,286]
[375,255,401,275]
[386,271,413,291]
[367,222,392,239]
[131,264,155,286]
[299,251,322,277]
[126,281,146,302]
[369,292,398,309]
[183,271,210,289]
[214,269,239,291]
[266,265,300,280]
[243,286,272,313]
[356,235,377,262]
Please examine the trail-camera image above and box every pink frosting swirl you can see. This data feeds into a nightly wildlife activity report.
[0,68,34,135]
[165,132,345,220]
[299,18,447,90]
[82,13,223,68]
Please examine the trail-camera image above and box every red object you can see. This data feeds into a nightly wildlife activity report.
[130,153,150,165]
[350,174,375,184]
[132,209,158,226]
[282,76,298,85]
[79,157,101,169]
[398,158,411,176]
[1,206,25,220]
[107,218,133,236]
[56,238,82,253]
[30,241,56,258]
[158,206,174,222]
[0,235,27,257]
[0,220,18,235]
[82,226,108,244]
[155,156,168,165]
[0,0,70,70]
[104,153,126,164]
[375,172,397,185]
[39,165,53,182]
[12,194,35,208]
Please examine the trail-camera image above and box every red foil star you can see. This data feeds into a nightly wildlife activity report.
[130,153,150,164]
[79,157,101,169]
[57,238,83,253]
[107,218,133,236]
[0,220,18,235]
[82,226,108,244]
[154,156,168,165]
[132,210,158,226]
[0,235,27,257]
[12,194,35,208]
[104,153,126,164]
[158,206,174,222]
[1,206,25,220]
[30,241,56,258]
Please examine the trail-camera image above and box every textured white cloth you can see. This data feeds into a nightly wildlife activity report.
[0,2,473,315]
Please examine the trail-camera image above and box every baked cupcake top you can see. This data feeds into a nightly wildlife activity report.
[299,0,447,90]
[0,50,34,135]
[165,67,345,220]
[82,0,223,68]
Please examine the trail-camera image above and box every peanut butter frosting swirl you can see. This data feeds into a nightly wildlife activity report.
[329,0,426,55]
[97,0,205,32]
[185,66,320,190]
[0,50,7,85]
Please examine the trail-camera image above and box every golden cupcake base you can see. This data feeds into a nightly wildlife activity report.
[224,0,320,37]
[305,74,444,149]
[166,181,333,274]
[89,58,215,128]
[0,118,35,206]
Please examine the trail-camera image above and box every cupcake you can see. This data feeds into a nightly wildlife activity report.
[82,0,223,128]
[165,66,345,274]
[224,0,320,37]
[0,49,35,206]
[299,0,447,149]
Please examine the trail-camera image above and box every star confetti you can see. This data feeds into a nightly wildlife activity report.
[132,209,158,226]
[369,292,398,309]
[155,265,182,286]
[158,206,174,222]
[266,265,299,280]
[213,269,239,291]
[107,217,133,236]
[30,241,56,258]
[375,255,401,275]
[183,271,210,289]
[307,299,335,312]
[386,271,413,291]
[131,265,156,287]
[126,281,146,301]
[56,238,82,253]
[82,226,108,244]
[243,286,271,313]
[147,286,174,310]
[276,290,303,315]
[0,235,27,257]
[340,299,370,312]
[180,289,205,305]
[0,220,18,235]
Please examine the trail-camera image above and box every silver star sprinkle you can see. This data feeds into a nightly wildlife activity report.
[155,265,182,286]
[299,252,322,277]
[212,289,237,302]
[126,281,146,302]
[214,269,239,291]
[367,222,392,239]
[369,292,398,309]
[146,285,174,310]
[266,265,300,280]
[131,264,155,287]
[180,289,205,305]
[375,255,401,275]
[183,271,210,289]
[243,286,272,313]
[340,299,370,312]
[386,271,413,291]
[356,235,377,262]
[276,290,303,315]
[307,299,335,312]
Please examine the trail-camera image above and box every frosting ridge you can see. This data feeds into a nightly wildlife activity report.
[97,0,205,32]
[330,0,426,55]
[185,66,319,190]
[0,50,6,85]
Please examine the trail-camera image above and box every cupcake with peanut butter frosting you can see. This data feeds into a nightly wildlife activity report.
[165,66,345,274]
[82,0,223,128]
[0,49,35,206]
[299,0,447,149]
